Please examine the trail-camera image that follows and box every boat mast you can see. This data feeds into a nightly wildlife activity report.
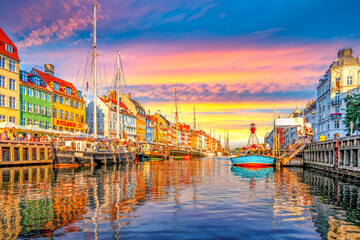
[193,106,196,150]
[116,52,121,139]
[92,4,98,138]
[175,88,179,149]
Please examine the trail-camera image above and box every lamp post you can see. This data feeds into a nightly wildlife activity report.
[356,118,359,135]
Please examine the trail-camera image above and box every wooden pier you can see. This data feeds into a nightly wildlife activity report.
[0,140,52,167]
[303,135,360,179]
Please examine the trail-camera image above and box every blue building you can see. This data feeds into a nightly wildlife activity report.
[146,115,154,142]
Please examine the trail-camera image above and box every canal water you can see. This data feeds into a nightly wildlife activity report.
[0,158,360,240]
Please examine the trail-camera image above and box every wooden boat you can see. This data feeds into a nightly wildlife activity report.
[230,155,275,167]
[190,150,205,158]
[168,149,189,157]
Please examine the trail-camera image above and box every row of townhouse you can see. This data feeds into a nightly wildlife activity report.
[0,27,86,132]
[87,90,220,150]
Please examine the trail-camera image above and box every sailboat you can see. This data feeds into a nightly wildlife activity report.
[189,107,205,158]
[52,4,134,166]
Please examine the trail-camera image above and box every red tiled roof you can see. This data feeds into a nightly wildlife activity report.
[98,97,129,111]
[0,27,20,61]
[20,73,50,92]
[34,69,81,99]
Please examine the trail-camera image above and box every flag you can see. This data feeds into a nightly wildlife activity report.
[123,128,127,141]
[86,81,89,91]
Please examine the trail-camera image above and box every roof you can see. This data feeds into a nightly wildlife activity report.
[98,97,129,111]
[0,27,20,61]
[131,99,146,114]
[20,73,51,92]
[34,69,81,99]
[159,113,171,126]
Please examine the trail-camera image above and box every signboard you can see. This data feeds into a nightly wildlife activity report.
[319,135,326,142]
[275,118,303,126]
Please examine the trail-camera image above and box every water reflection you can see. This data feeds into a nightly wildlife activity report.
[0,160,359,239]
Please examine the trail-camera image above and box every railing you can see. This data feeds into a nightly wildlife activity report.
[279,140,307,165]
[331,99,341,105]
[330,113,342,119]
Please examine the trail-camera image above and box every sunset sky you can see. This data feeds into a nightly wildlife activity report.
[1,0,360,147]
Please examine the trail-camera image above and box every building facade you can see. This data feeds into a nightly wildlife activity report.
[315,49,360,141]
[19,70,52,128]
[32,66,85,132]
[0,28,20,123]
[145,114,154,143]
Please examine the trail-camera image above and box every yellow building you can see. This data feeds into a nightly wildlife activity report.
[0,28,20,123]
[31,66,85,132]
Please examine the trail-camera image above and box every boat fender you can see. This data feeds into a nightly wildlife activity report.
[92,144,97,151]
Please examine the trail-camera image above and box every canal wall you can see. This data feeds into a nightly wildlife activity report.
[303,135,360,179]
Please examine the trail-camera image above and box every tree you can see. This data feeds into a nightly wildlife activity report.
[344,93,360,133]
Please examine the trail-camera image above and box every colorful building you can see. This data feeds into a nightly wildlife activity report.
[19,70,52,128]
[0,27,20,123]
[146,114,154,142]
[31,65,85,132]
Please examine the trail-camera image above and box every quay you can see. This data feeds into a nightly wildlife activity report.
[303,135,360,179]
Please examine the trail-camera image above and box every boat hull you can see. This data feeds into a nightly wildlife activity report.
[169,149,189,157]
[230,155,275,167]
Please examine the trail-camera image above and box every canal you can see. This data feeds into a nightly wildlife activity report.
[0,158,359,239]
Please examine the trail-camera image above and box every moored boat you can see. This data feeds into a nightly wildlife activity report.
[230,155,275,167]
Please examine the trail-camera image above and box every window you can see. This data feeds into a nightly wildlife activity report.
[34,90,39,98]
[34,105,39,114]
[6,44,13,53]
[9,116,15,123]
[40,106,45,115]
[80,115,84,123]
[77,91,82,98]
[0,94,5,106]
[71,100,74,107]
[33,77,41,86]
[335,120,340,129]
[65,111,69,120]
[9,78,15,90]
[20,71,28,82]
[347,76,353,85]
[65,98,69,106]
[27,119,32,125]
[0,115,5,122]
[0,57,5,68]
[53,109,58,118]
[21,118,25,126]
[76,114,79,122]
[335,106,340,113]
[20,86,26,94]
[81,103,84,110]
[46,93,50,101]
[40,91,45,99]
[39,121,44,128]
[28,88,33,96]
[59,96,63,104]
[9,60,15,72]
[53,82,60,91]
[71,113,74,122]
[21,102,26,111]
[28,103,33,113]
[9,97,15,108]
[59,110,64,119]
[76,101,79,108]
[59,127,63,131]
[46,108,50,116]
[45,122,50,129]
[66,87,72,95]
[53,94,57,102]
[335,92,340,101]
[0,75,5,87]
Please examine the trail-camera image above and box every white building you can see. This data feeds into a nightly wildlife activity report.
[86,91,127,138]
[315,48,360,141]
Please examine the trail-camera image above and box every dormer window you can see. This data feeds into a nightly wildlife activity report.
[77,91,82,98]
[5,44,13,53]
[66,87,71,95]
[20,71,28,82]
[53,82,60,91]
[33,77,41,86]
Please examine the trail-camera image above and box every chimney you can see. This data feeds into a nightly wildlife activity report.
[110,90,116,101]
[44,64,54,76]
[157,110,161,114]
[128,93,131,99]
[338,48,353,57]
[102,95,107,101]
[148,110,150,115]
